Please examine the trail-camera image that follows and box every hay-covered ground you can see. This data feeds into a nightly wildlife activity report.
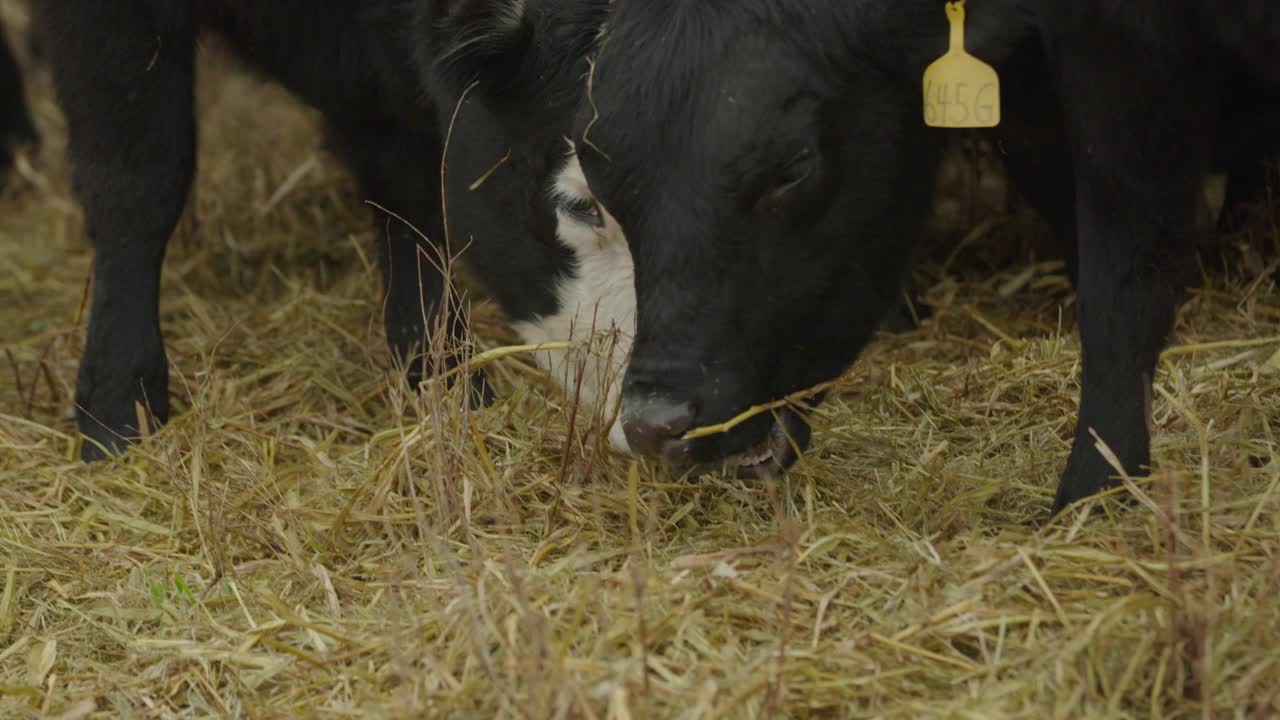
[2,16,1279,720]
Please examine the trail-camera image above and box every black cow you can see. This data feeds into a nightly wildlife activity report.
[0,15,38,187]
[565,0,1280,513]
[32,0,636,460]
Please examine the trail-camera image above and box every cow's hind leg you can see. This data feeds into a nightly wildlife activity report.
[1049,17,1209,514]
[0,17,38,187]
[35,3,197,459]
[335,123,491,406]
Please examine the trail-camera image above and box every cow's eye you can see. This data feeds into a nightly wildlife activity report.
[757,148,815,213]
[561,195,605,228]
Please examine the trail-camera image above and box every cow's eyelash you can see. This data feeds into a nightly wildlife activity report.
[559,194,605,228]
[563,196,596,215]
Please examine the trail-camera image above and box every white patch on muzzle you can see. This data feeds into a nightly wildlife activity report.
[512,146,636,452]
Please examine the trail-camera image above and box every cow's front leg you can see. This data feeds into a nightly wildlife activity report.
[338,126,491,406]
[1050,24,1209,513]
[36,4,198,460]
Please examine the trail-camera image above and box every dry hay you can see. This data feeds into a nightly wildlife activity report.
[2,11,1279,720]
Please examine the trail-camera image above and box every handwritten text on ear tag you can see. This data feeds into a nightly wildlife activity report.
[923,0,1001,128]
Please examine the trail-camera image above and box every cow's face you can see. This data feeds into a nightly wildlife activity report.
[426,0,634,444]
[514,147,635,451]
[576,6,948,474]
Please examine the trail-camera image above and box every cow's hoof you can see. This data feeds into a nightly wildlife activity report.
[74,370,169,463]
[0,122,39,190]
[0,147,21,190]
[1050,448,1130,517]
[404,361,495,410]
[77,417,138,462]
[467,370,495,409]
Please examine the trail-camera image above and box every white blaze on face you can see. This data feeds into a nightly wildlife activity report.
[511,147,636,452]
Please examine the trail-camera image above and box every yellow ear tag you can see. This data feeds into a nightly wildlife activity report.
[923,0,1001,128]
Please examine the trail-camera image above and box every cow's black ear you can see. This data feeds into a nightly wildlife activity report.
[429,0,535,99]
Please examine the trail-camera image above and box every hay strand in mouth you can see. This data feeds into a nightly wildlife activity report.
[681,378,845,441]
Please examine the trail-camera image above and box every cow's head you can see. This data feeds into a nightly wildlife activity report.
[574,1,1031,473]
[422,0,634,446]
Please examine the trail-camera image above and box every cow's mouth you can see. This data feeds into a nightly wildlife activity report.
[650,407,811,479]
[731,408,812,479]
[621,395,816,477]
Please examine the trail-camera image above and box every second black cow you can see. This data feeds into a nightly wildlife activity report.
[32,0,635,460]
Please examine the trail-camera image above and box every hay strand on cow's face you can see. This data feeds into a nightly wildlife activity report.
[2,7,1279,716]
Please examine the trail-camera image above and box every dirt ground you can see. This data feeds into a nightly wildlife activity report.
[1,9,1278,720]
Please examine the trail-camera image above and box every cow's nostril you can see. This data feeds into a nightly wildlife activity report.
[622,396,698,458]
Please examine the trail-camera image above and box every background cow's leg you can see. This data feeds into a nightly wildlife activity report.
[1050,30,1210,513]
[880,277,931,334]
[0,16,38,187]
[35,4,197,459]
[336,125,491,405]
[992,45,1080,288]
[1216,141,1273,232]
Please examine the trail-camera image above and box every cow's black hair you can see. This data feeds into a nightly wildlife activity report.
[579,0,1280,512]
[31,0,609,460]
